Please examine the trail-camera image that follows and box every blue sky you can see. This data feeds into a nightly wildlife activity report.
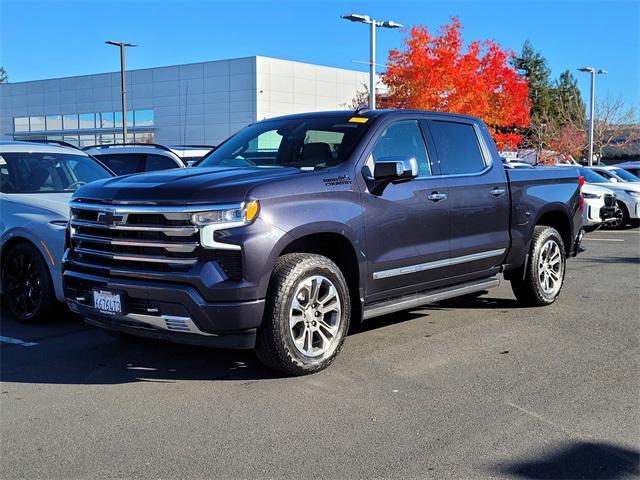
[1,0,638,105]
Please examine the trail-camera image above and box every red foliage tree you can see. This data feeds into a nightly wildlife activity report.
[382,18,530,149]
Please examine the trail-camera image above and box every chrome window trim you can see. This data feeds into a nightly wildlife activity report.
[373,248,506,280]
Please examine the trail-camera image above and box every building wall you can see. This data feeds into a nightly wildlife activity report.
[0,56,368,146]
[256,57,368,119]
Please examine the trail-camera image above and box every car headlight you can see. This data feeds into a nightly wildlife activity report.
[583,192,601,199]
[624,190,640,198]
[191,201,260,250]
[190,201,260,226]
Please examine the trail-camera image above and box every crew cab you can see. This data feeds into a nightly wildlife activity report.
[63,109,584,375]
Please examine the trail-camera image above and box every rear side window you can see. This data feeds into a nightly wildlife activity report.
[95,154,144,176]
[145,154,178,172]
[370,120,431,176]
[428,121,486,175]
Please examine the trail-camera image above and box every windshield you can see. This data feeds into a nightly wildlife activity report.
[610,167,640,182]
[198,115,369,170]
[0,152,112,194]
[578,167,609,184]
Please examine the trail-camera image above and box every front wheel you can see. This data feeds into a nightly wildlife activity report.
[511,226,566,307]
[1,242,56,323]
[607,201,629,229]
[255,253,351,375]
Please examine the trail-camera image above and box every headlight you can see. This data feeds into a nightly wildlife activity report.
[624,190,640,198]
[583,192,601,199]
[192,201,260,250]
[190,200,260,226]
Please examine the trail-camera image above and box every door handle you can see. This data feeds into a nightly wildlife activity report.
[427,192,447,202]
[489,187,506,197]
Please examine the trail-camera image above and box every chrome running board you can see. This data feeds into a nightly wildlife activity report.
[363,277,500,320]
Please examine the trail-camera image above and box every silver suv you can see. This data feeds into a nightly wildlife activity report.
[83,143,185,176]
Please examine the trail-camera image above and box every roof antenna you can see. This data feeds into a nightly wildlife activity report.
[355,103,371,115]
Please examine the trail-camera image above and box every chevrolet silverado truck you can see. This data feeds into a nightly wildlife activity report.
[63,109,584,375]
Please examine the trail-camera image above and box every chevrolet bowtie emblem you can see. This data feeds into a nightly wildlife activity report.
[96,210,126,225]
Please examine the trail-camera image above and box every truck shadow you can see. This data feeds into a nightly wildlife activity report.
[492,441,640,479]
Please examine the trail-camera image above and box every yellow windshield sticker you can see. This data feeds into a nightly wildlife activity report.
[349,117,368,124]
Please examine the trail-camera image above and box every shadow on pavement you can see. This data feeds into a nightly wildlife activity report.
[495,441,640,479]
[578,256,640,265]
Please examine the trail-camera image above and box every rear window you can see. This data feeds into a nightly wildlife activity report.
[428,121,487,175]
[145,154,178,172]
[95,154,144,176]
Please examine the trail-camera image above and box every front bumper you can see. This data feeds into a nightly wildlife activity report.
[64,270,264,349]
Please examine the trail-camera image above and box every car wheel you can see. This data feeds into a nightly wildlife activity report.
[1,242,56,323]
[255,253,351,375]
[608,201,629,229]
[511,226,566,307]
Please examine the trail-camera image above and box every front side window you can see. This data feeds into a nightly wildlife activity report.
[610,168,640,182]
[369,120,431,177]
[145,154,178,172]
[0,152,111,193]
[428,121,487,175]
[199,115,369,170]
[578,167,608,183]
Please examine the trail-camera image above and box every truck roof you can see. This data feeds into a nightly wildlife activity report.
[262,109,481,123]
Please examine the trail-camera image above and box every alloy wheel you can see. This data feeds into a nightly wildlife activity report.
[537,239,563,296]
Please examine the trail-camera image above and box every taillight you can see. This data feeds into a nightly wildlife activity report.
[579,175,585,212]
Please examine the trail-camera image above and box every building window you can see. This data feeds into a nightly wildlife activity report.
[30,116,46,132]
[14,117,29,132]
[134,110,154,127]
[63,114,79,130]
[98,112,114,129]
[79,134,97,148]
[79,113,95,129]
[63,135,80,146]
[46,115,62,130]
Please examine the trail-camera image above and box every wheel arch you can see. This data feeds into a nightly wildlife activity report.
[277,232,364,322]
[535,208,573,254]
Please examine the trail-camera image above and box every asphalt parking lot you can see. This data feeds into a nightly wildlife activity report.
[1,228,639,479]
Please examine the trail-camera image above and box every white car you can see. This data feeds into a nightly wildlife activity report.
[579,167,640,229]
[581,183,618,231]
[588,165,640,184]
[0,141,113,322]
[168,145,216,167]
[83,143,185,176]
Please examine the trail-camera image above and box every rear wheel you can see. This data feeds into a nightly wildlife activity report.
[511,226,566,307]
[255,253,350,375]
[1,242,56,323]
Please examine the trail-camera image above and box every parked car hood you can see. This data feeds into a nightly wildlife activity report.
[3,192,71,218]
[591,182,640,194]
[73,166,304,204]
[582,184,615,196]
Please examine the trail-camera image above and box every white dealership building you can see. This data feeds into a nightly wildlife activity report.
[0,56,369,147]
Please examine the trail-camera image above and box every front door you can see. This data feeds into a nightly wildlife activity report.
[361,119,451,301]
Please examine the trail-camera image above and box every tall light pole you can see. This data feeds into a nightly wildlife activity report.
[578,67,607,166]
[106,41,137,142]
[341,13,402,109]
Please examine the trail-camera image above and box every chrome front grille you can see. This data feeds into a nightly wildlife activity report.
[69,201,201,271]
[603,193,616,207]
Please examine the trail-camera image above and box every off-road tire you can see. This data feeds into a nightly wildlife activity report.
[511,226,566,307]
[255,253,351,375]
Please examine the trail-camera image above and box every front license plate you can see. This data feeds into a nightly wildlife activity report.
[93,289,122,316]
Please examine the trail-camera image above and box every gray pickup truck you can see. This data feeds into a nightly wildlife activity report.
[63,109,584,375]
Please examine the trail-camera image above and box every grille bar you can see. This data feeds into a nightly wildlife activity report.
[70,219,198,235]
[72,233,198,252]
[74,247,198,265]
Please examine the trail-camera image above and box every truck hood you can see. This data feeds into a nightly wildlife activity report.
[73,166,304,204]
[5,192,72,218]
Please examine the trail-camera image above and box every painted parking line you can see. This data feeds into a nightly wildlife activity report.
[584,238,625,242]
[0,336,39,347]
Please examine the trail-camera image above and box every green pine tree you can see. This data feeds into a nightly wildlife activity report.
[0,67,7,84]
[514,41,552,119]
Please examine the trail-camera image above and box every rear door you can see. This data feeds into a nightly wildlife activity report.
[362,119,451,300]
[424,119,509,277]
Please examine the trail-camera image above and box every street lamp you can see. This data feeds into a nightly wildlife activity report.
[341,13,403,110]
[106,41,137,142]
[578,66,607,166]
